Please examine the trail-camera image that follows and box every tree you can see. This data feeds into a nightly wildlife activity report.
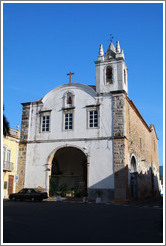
[3,106,10,137]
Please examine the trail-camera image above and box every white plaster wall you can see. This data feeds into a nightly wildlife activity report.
[24,139,114,193]
[28,83,113,141]
[24,83,114,193]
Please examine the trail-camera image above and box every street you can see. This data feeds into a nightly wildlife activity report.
[3,199,163,244]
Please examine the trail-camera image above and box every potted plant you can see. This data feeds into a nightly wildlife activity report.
[56,190,62,202]
[71,190,75,197]
[96,190,102,203]
[83,191,88,203]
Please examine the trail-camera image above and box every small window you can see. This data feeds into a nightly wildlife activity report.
[106,66,113,84]
[6,150,11,162]
[88,110,98,128]
[3,146,7,161]
[124,69,126,84]
[4,181,7,189]
[64,112,73,130]
[41,113,50,132]
[140,137,142,150]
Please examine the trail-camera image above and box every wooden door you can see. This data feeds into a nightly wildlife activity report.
[8,175,14,195]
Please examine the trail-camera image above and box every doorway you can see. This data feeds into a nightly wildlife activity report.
[130,156,138,200]
[8,175,14,195]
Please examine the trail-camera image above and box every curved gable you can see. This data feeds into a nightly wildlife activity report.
[42,83,97,104]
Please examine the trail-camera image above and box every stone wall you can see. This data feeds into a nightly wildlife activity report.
[112,92,128,201]
[125,97,160,199]
[112,92,160,201]
[20,103,31,141]
[16,103,31,192]
[16,143,27,192]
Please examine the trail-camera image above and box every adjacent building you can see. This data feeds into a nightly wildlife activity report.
[3,127,20,198]
[17,41,160,202]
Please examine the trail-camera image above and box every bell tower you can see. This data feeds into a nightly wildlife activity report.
[95,41,128,94]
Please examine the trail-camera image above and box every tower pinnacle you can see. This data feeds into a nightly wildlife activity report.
[116,41,121,53]
[98,44,104,61]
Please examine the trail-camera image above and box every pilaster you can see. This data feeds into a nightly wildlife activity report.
[112,92,128,202]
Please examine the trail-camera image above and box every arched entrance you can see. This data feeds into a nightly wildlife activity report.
[49,147,87,197]
[130,155,138,200]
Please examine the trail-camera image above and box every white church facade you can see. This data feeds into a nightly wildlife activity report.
[17,41,160,202]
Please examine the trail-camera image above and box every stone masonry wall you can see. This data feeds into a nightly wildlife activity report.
[16,103,31,191]
[112,93,128,201]
[125,97,160,199]
[16,143,27,192]
[20,103,31,141]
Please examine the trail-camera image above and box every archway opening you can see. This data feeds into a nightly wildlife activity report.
[130,156,138,199]
[49,147,87,197]
[131,156,137,173]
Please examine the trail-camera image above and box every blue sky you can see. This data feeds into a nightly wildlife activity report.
[3,2,163,165]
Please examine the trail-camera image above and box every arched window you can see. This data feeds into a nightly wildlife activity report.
[106,66,113,84]
[131,156,137,173]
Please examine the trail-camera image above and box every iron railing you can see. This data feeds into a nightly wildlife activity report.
[3,161,14,171]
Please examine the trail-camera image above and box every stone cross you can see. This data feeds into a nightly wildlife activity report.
[67,72,75,84]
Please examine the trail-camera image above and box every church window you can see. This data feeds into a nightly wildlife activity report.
[41,114,50,132]
[64,112,73,130]
[106,66,113,84]
[88,110,98,128]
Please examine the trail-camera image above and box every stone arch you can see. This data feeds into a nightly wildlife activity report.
[130,154,138,199]
[47,145,88,197]
[130,154,137,173]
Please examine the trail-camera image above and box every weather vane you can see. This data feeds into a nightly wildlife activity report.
[108,34,114,43]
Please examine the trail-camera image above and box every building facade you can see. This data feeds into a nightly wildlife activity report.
[17,41,160,202]
[3,128,20,198]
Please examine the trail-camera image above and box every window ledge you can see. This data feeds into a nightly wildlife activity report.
[62,107,75,110]
[86,104,100,108]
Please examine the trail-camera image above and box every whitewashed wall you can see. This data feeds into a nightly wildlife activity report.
[24,83,114,194]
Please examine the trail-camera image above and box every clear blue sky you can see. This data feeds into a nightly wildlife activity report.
[3,2,163,166]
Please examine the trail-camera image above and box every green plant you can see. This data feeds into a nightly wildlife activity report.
[58,184,67,197]
[74,189,82,198]
[56,190,61,196]
[49,177,59,196]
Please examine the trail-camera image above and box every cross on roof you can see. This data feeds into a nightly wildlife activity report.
[67,72,75,84]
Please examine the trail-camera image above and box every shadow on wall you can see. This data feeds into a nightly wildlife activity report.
[136,167,160,200]
[88,165,160,203]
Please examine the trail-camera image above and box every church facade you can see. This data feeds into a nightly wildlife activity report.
[17,41,160,202]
